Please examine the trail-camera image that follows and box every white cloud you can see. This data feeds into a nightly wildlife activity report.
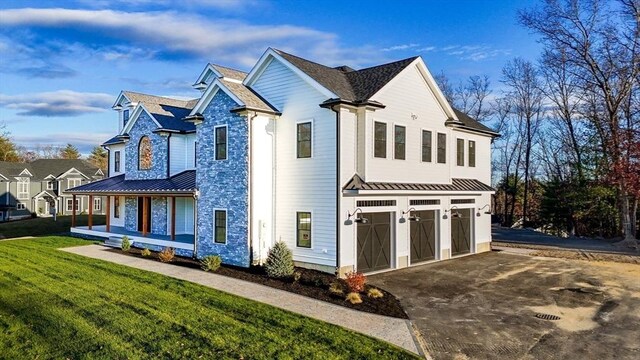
[13,132,113,153]
[381,43,419,52]
[0,90,113,117]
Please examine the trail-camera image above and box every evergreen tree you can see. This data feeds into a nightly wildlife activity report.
[87,146,107,171]
[59,143,81,159]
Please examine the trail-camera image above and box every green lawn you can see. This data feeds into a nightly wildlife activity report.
[0,215,105,239]
[0,237,416,359]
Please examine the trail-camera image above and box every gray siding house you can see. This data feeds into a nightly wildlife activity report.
[0,159,105,221]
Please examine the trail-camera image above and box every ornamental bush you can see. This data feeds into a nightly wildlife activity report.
[345,271,366,293]
[121,236,131,252]
[141,248,151,257]
[345,292,362,304]
[264,241,294,278]
[158,247,175,263]
[201,255,222,272]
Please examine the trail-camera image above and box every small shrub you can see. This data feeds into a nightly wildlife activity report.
[264,241,294,278]
[329,281,344,295]
[293,271,302,282]
[121,236,131,252]
[158,247,175,263]
[345,271,366,293]
[345,292,362,304]
[141,248,151,257]
[367,288,384,298]
[200,255,222,272]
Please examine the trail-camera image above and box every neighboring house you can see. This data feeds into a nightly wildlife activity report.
[69,48,498,275]
[0,159,105,221]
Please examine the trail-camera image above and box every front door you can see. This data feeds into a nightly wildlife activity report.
[357,212,392,273]
[410,210,436,263]
[137,197,151,232]
[451,208,472,256]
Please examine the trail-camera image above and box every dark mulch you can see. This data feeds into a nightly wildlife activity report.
[108,247,408,319]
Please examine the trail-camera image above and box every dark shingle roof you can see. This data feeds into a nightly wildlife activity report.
[29,159,101,180]
[0,161,32,179]
[123,91,198,132]
[272,49,418,103]
[67,170,196,194]
[343,174,494,192]
[451,109,500,136]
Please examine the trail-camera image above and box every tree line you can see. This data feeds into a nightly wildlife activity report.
[0,128,107,171]
[437,0,639,242]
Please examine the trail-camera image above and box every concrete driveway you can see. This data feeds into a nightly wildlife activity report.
[370,252,640,360]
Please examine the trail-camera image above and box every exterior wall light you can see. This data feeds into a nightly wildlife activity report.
[399,207,421,223]
[443,206,461,219]
[345,208,368,225]
[477,204,491,217]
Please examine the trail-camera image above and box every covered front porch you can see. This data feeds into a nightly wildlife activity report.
[71,225,195,251]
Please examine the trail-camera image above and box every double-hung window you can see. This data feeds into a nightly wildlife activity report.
[374,122,387,158]
[296,212,312,248]
[296,121,312,158]
[422,130,432,162]
[214,210,227,243]
[437,133,447,164]
[468,140,476,167]
[66,198,79,212]
[17,178,29,200]
[94,198,101,211]
[457,139,465,166]
[394,125,406,160]
[68,178,81,189]
[46,181,56,190]
[215,126,227,160]
[114,151,121,172]
[16,203,26,210]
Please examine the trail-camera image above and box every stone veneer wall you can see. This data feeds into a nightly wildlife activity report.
[123,196,168,235]
[196,90,250,267]
[124,196,137,232]
[124,111,168,180]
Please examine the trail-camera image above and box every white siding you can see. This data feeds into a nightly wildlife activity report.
[184,198,194,235]
[186,134,196,170]
[109,144,125,177]
[251,57,337,267]
[169,135,186,176]
[450,131,492,185]
[367,64,454,184]
[250,115,274,262]
[111,196,125,227]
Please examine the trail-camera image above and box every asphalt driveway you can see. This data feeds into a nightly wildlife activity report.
[370,252,640,360]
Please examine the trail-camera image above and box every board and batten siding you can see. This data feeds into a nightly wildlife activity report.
[251,57,337,267]
[367,63,453,184]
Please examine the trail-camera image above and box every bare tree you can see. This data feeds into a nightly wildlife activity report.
[501,58,545,226]
[435,72,494,122]
[520,0,640,241]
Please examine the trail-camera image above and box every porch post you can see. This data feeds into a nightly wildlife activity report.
[106,195,111,232]
[71,194,76,228]
[88,195,93,230]
[171,196,176,241]
[142,196,148,237]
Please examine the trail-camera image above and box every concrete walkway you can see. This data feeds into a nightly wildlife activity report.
[61,245,421,356]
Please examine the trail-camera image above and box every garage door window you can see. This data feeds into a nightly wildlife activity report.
[296,212,311,248]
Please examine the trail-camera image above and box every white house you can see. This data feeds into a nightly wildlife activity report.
[69,48,498,276]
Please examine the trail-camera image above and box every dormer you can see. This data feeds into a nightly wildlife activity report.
[112,91,139,132]
[192,63,246,93]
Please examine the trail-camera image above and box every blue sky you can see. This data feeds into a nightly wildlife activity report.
[0,0,541,154]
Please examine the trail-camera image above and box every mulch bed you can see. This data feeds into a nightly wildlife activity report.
[107,247,408,319]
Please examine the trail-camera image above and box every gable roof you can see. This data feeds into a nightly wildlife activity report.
[450,109,500,137]
[0,161,32,179]
[190,77,279,116]
[0,159,101,181]
[211,64,247,82]
[121,91,199,132]
[272,49,418,103]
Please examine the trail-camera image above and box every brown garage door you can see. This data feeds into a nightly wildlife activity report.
[451,208,471,256]
[357,212,391,273]
[410,210,436,263]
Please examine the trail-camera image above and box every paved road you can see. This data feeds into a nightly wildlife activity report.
[371,252,640,360]
[492,226,637,254]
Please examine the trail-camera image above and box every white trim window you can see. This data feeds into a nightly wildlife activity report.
[114,197,120,218]
[46,180,57,190]
[296,121,312,158]
[68,178,82,189]
[16,202,26,210]
[114,151,121,173]
[93,198,101,211]
[394,125,406,160]
[17,178,29,200]
[214,125,227,160]
[456,138,465,167]
[374,121,387,158]
[213,209,227,244]
[421,130,432,162]
[66,198,79,212]
[296,211,312,248]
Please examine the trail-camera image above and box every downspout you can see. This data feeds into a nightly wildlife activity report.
[106,148,111,178]
[328,104,341,274]
[166,133,172,178]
